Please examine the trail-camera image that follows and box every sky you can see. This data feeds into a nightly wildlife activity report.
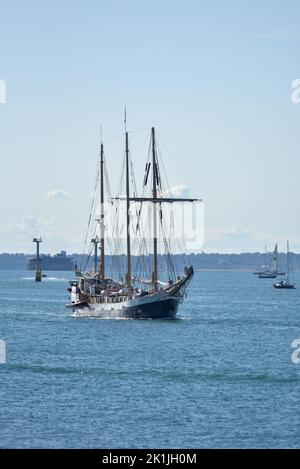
[0,0,300,254]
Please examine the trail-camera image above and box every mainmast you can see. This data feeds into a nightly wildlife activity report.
[287,240,290,283]
[274,244,278,273]
[151,127,158,291]
[99,142,105,287]
[125,131,132,288]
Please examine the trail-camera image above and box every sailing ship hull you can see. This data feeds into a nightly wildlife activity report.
[273,284,295,289]
[71,295,179,319]
[67,266,193,320]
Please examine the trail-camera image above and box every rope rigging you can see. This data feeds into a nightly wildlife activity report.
[79,127,197,285]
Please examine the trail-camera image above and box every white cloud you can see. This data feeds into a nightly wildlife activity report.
[47,189,72,200]
[0,216,82,253]
[162,184,190,198]
[0,78,6,104]
[7,216,58,240]
[204,226,300,253]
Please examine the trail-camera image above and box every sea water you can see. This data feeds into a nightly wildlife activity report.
[0,270,300,448]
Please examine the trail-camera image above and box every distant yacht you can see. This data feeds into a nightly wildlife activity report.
[273,241,295,289]
[254,244,284,278]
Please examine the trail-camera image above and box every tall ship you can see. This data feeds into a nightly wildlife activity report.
[28,250,74,271]
[66,123,201,319]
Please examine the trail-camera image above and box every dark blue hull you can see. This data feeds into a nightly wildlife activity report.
[123,298,179,319]
[259,274,277,278]
[73,297,181,319]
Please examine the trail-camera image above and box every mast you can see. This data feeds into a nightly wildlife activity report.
[264,245,267,272]
[152,127,158,291]
[274,243,278,273]
[125,131,131,288]
[99,142,105,286]
[287,240,290,283]
[270,243,278,274]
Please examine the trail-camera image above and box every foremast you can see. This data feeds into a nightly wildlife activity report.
[287,240,290,284]
[125,131,132,289]
[99,141,105,287]
[151,127,158,291]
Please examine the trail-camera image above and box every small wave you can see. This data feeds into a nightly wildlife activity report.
[43,277,68,282]
[21,277,68,282]
[70,313,184,321]
[70,314,132,320]
[4,364,300,384]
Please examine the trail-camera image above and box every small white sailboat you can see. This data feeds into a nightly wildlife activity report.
[273,241,295,289]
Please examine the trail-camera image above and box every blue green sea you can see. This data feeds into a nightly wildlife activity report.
[1,270,300,448]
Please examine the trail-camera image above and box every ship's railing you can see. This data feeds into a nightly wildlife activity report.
[89,296,129,304]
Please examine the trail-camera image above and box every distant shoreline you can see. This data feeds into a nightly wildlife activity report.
[0,252,299,272]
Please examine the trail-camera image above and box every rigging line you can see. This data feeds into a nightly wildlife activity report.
[112,202,127,276]
[81,165,100,260]
[135,206,152,279]
[133,211,152,278]
[159,137,190,272]
[129,131,151,191]
[156,140,171,196]
[83,241,95,272]
[127,126,151,135]
[164,205,180,276]
[83,223,97,271]
[135,208,151,266]
[156,149,177,278]
[156,131,197,198]
[130,157,138,198]
[162,179,191,264]
[104,153,123,272]
[107,237,123,280]
[141,137,152,195]
[117,155,126,197]
[160,214,176,279]
[133,137,153,265]
[164,238,175,280]
[111,157,126,275]
[108,199,126,277]
[102,127,149,145]
[103,132,125,144]
[105,165,122,264]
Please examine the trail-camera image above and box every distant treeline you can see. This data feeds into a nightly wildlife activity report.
[0,252,299,271]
